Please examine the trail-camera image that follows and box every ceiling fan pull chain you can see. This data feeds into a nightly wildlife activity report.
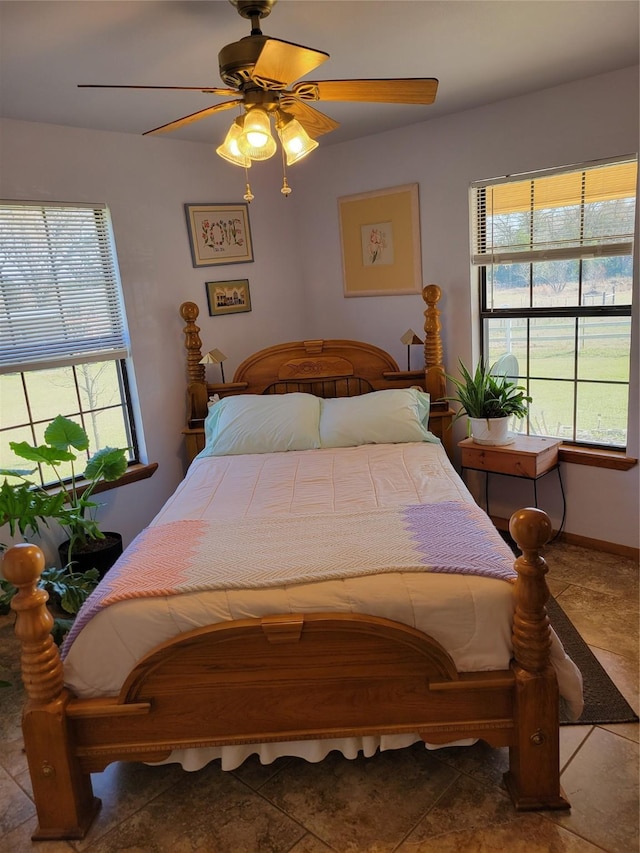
[280,144,292,197]
[243,164,255,202]
[280,176,292,197]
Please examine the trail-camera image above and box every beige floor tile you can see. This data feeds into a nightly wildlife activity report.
[258,745,458,853]
[394,772,515,846]
[0,818,76,853]
[0,763,35,836]
[555,585,639,660]
[231,753,295,790]
[0,734,29,780]
[397,812,603,852]
[547,577,572,598]
[550,726,639,853]
[287,834,336,853]
[72,760,189,851]
[558,725,592,771]
[430,739,509,789]
[589,645,639,713]
[545,543,639,599]
[79,765,306,853]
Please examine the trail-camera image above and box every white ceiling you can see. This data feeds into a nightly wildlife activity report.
[1,0,638,147]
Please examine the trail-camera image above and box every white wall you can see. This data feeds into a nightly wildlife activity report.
[1,65,638,552]
[0,119,307,555]
[292,66,640,548]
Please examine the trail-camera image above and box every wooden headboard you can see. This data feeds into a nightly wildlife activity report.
[180,284,452,462]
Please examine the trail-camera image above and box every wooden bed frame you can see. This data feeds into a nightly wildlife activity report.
[180,284,454,462]
[4,284,570,841]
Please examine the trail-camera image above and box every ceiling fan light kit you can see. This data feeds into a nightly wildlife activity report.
[277,115,318,165]
[78,0,438,198]
[216,117,252,167]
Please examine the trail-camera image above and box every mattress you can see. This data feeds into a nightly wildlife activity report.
[63,442,583,769]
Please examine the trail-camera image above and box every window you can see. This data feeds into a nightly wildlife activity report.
[471,156,637,450]
[0,201,138,485]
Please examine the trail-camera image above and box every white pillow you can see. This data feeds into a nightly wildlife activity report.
[319,388,438,448]
[200,393,321,456]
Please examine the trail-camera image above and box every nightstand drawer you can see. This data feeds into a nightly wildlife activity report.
[459,436,561,478]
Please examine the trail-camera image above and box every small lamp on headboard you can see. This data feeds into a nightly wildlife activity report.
[400,329,423,371]
[200,348,228,383]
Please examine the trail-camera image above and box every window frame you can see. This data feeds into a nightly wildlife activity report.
[473,157,636,453]
[0,200,140,486]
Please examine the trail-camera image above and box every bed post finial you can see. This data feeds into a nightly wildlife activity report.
[422,284,446,401]
[180,301,205,385]
[509,507,553,674]
[4,543,64,704]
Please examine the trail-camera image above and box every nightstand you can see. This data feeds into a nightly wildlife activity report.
[459,435,565,532]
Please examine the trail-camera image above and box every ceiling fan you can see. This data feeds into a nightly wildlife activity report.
[79,0,438,196]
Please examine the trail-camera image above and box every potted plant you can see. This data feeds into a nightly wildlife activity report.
[0,477,101,645]
[444,359,532,446]
[2,414,129,578]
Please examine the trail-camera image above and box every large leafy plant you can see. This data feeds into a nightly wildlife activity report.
[444,359,532,423]
[0,564,99,645]
[1,414,128,553]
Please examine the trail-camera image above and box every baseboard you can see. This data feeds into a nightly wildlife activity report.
[490,515,639,561]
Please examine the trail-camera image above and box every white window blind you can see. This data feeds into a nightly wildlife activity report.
[0,201,129,373]
[471,157,637,266]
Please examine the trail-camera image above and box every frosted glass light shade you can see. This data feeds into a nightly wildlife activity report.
[278,117,318,165]
[238,108,277,161]
[216,119,251,168]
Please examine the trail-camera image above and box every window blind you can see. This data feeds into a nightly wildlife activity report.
[0,201,129,373]
[471,158,637,265]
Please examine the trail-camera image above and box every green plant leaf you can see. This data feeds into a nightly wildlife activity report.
[44,415,90,453]
[0,479,67,540]
[0,467,36,478]
[9,441,76,465]
[84,447,128,483]
[0,577,17,614]
[443,358,532,421]
[40,565,100,615]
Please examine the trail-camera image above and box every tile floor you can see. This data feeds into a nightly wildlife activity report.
[1,541,638,852]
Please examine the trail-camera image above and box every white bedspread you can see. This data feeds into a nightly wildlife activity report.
[63,442,583,769]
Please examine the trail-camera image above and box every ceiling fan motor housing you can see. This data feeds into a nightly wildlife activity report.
[230,0,276,20]
[219,35,270,88]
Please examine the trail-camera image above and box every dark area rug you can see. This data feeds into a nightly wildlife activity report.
[498,530,638,726]
[546,594,639,726]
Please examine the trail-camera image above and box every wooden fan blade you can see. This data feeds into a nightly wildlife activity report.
[142,100,242,135]
[292,78,439,105]
[78,84,238,96]
[252,38,329,89]
[279,96,339,139]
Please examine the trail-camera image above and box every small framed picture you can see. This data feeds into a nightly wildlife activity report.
[184,203,254,267]
[206,279,252,316]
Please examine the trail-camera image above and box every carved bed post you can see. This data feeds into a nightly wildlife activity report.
[504,508,569,811]
[180,301,208,424]
[4,543,100,839]
[422,284,446,402]
[180,301,205,385]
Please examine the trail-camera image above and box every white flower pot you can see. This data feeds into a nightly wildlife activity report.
[469,416,514,446]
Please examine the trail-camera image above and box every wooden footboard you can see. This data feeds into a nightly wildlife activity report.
[5,507,568,840]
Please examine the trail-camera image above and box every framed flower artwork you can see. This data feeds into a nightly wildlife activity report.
[184,203,254,267]
[338,184,422,296]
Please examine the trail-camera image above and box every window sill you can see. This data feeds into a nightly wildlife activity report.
[48,462,159,498]
[558,446,637,471]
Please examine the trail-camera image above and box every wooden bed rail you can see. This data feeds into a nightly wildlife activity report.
[4,506,566,839]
